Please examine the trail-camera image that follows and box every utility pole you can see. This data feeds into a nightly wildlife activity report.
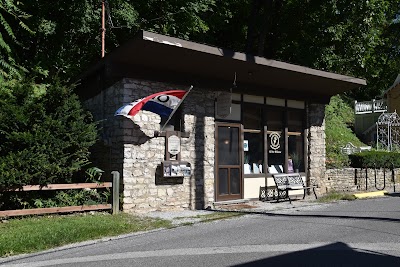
[101,0,106,58]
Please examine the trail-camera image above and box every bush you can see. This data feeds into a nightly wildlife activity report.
[0,80,98,189]
[325,96,365,168]
[349,151,400,169]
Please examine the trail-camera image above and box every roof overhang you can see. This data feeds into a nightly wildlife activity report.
[78,30,366,103]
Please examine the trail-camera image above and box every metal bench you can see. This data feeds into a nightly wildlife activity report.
[272,173,318,203]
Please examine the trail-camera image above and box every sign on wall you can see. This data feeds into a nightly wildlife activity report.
[216,92,232,118]
[167,135,181,155]
[268,132,281,153]
[163,161,191,177]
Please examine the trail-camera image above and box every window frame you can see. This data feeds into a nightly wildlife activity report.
[216,95,307,178]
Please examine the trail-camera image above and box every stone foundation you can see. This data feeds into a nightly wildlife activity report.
[326,168,400,192]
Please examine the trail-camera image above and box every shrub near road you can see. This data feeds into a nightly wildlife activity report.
[0,80,98,209]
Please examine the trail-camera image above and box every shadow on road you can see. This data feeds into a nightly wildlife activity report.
[386,192,400,197]
[212,205,400,223]
[232,242,400,266]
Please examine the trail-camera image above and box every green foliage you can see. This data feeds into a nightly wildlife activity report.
[0,79,98,189]
[271,0,398,100]
[85,167,104,182]
[0,188,110,210]
[2,0,398,99]
[33,189,110,208]
[317,191,357,202]
[325,96,365,168]
[349,151,400,169]
[289,152,302,170]
[0,0,32,80]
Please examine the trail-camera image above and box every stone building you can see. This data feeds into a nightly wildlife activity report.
[78,31,366,213]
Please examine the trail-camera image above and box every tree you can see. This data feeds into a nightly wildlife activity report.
[0,0,32,80]
[0,79,98,189]
[5,0,399,100]
[10,0,215,83]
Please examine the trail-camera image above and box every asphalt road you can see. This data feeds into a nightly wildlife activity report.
[2,197,400,267]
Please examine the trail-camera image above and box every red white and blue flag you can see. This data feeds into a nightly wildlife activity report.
[115,90,188,119]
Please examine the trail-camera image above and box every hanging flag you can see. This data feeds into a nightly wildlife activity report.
[115,90,188,119]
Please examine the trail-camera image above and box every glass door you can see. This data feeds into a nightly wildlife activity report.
[215,123,243,201]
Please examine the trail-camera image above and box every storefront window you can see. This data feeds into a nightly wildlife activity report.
[288,109,305,173]
[243,106,262,130]
[243,106,264,174]
[266,109,283,131]
[244,132,264,174]
[267,130,284,173]
[288,134,304,173]
[216,97,306,176]
[288,109,303,132]
[266,109,284,173]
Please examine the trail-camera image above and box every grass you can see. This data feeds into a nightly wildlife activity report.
[0,212,171,258]
[317,191,357,202]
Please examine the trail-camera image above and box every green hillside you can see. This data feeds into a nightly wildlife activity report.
[325,96,365,168]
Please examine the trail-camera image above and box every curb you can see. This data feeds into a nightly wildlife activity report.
[353,191,388,199]
[0,228,168,264]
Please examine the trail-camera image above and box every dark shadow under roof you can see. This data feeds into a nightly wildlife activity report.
[78,30,366,103]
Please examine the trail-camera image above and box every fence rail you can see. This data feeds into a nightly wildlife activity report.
[0,171,120,217]
[355,99,387,114]
[6,182,112,192]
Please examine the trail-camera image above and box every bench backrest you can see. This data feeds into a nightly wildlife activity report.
[273,173,304,188]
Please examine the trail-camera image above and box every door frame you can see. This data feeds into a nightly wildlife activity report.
[214,122,244,202]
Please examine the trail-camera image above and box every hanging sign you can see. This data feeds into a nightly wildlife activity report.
[269,132,281,153]
[167,135,181,155]
[216,91,232,118]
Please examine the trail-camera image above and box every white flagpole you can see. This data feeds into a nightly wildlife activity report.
[160,85,193,132]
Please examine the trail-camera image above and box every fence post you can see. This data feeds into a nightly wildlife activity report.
[111,171,120,214]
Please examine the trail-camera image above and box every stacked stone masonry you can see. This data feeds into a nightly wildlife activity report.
[85,78,328,213]
[326,168,400,192]
[85,78,215,213]
[307,103,327,194]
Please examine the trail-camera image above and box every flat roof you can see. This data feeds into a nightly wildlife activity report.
[79,30,366,103]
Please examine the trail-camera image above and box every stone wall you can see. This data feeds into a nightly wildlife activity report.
[85,78,331,212]
[85,78,216,213]
[326,168,400,192]
[307,103,327,193]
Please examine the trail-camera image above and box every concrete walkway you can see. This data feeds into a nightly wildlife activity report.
[146,196,332,225]
[145,188,400,225]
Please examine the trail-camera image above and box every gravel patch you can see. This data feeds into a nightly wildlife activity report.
[146,210,215,225]
[145,199,344,224]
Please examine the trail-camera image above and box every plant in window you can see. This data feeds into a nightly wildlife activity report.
[290,153,302,172]
[244,154,251,174]
[244,153,250,164]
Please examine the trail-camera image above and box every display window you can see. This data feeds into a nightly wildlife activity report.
[216,95,306,176]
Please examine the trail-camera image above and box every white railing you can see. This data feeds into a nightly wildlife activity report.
[355,99,387,114]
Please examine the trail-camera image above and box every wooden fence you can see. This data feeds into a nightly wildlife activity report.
[0,171,120,217]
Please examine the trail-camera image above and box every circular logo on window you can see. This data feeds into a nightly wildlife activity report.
[269,132,281,150]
